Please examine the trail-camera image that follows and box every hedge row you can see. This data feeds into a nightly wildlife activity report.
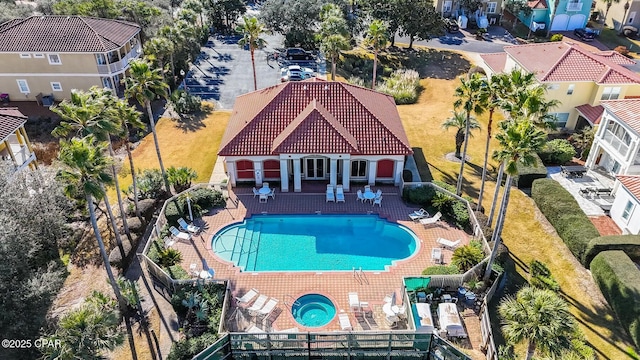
[590,251,640,349]
[514,153,547,189]
[531,179,600,263]
[164,188,226,225]
[583,235,640,267]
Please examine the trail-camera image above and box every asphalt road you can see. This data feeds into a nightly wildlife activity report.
[395,26,514,54]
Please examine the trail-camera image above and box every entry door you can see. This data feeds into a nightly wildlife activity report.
[305,158,326,179]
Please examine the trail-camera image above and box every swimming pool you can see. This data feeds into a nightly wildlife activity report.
[211,214,418,271]
[291,294,336,327]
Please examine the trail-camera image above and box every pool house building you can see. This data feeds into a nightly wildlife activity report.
[218,79,413,192]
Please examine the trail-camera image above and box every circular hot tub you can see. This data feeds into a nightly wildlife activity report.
[291,294,336,327]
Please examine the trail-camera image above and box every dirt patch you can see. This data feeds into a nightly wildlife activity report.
[50,263,115,320]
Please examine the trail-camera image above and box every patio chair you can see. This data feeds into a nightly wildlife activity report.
[252,187,260,198]
[259,194,268,203]
[385,314,399,328]
[338,312,352,331]
[170,226,191,241]
[364,185,371,192]
[326,188,335,202]
[431,247,442,264]
[189,263,199,277]
[409,208,429,221]
[236,288,260,307]
[178,218,200,234]
[348,292,360,313]
[356,190,365,202]
[163,236,176,248]
[336,186,345,203]
[419,212,442,226]
[372,196,382,207]
[247,294,269,316]
[375,189,382,199]
[256,298,279,318]
[268,188,276,199]
[262,182,269,188]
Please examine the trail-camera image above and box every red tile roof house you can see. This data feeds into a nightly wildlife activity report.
[0,108,37,172]
[611,175,640,234]
[218,79,413,192]
[480,41,640,130]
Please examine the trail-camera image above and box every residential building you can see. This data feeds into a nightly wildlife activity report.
[480,41,640,130]
[509,0,593,31]
[595,0,639,31]
[436,0,503,25]
[0,108,37,171]
[0,15,141,101]
[610,175,640,234]
[586,99,640,176]
[218,79,413,192]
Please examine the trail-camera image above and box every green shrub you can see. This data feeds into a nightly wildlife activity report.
[531,179,600,262]
[157,248,183,267]
[538,139,576,165]
[529,260,559,291]
[375,69,421,104]
[166,264,190,279]
[168,332,219,360]
[190,188,225,209]
[550,34,564,42]
[129,169,165,200]
[432,180,471,229]
[170,89,203,115]
[422,264,460,275]
[583,235,640,266]
[452,244,484,272]
[402,185,435,205]
[591,251,640,349]
[167,167,198,193]
[165,189,225,224]
[514,153,547,189]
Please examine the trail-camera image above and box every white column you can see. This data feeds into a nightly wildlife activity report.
[342,159,351,191]
[226,161,237,187]
[394,159,404,185]
[293,159,302,192]
[330,158,338,187]
[253,161,263,186]
[368,160,378,185]
[280,159,289,192]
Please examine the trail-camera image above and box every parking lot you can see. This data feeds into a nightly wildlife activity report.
[184,32,325,110]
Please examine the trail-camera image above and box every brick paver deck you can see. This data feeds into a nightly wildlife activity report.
[170,185,483,357]
[589,215,622,236]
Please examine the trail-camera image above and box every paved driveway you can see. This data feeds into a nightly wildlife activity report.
[396,26,514,53]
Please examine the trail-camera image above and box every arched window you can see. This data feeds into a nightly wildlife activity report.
[236,160,254,179]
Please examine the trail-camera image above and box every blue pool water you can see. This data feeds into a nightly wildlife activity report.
[211,214,418,271]
[291,294,336,327]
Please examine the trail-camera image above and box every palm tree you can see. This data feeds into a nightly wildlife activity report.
[144,37,174,87]
[498,286,576,360]
[503,85,560,129]
[57,137,125,308]
[237,16,268,91]
[51,88,129,254]
[321,34,351,81]
[125,59,170,192]
[453,73,487,195]
[483,119,547,281]
[441,110,481,159]
[167,166,198,193]
[364,20,389,88]
[570,126,596,160]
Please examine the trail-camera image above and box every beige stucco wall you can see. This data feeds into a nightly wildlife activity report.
[597,0,640,29]
[0,75,103,101]
[0,53,100,74]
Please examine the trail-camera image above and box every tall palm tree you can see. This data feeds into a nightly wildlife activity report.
[498,286,576,360]
[441,110,481,159]
[483,119,547,281]
[144,37,174,87]
[125,59,170,192]
[570,126,596,160]
[322,34,351,80]
[237,16,268,91]
[453,73,487,195]
[57,137,125,308]
[364,20,389,88]
[502,85,560,129]
[51,88,129,254]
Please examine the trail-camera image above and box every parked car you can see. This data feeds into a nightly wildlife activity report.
[280,65,315,82]
[285,48,314,61]
[574,27,596,41]
[622,25,639,38]
[443,18,459,33]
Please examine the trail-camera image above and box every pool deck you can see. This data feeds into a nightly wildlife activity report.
[171,185,484,359]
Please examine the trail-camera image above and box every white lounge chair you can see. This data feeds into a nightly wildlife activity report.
[326,188,335,202]
[372,196,382,207]
[256,298,279,318]
[169,226,191,241]
[236,288,259,307]
[431,247,442,264]
[356,190,365,202]
[338,313,352,331]
[336,186,345,203]
[348,292,360,313]
[409,208,429,221]
[178,218,200,234]
[419,212,442,226]
[437,238,461,250]
[247,294,269,316]
[252,187,260,198]
[163,236,176,248]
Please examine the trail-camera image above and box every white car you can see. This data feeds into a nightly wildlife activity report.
[280,65,315,82]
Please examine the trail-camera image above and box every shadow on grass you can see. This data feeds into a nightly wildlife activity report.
[173,109,213,133]
[412,147,433,181]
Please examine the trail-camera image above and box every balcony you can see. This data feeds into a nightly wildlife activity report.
[566,2,583,11]
[97,45,142,75]
[602,130,630,158]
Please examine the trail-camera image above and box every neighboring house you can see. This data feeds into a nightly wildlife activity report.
[436,0,503,25]
[218,79,413,192]
[0,15,141,102]
[595,0,640,31]
[481,41,640,130]
[586,99,640,176]
[511,0,593,31]
[0,108,37,171]
[610,175,640,234]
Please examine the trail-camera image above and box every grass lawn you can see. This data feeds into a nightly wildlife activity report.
[396,49,635,359]
[596,27,640,58]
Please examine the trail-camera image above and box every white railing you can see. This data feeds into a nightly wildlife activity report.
[96,45,141,74]
[566,2,583,11]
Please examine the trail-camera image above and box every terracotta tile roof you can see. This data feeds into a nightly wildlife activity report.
[503,42,640,84]
[528,0,548,9]
[0,108,27,142]
[0,15,140,53]
[219,79,413,156]
[601,99,640,135]
[575,104,604,125]
[616,175,640,201]
[594,50,636,65]
[480,53,507,73]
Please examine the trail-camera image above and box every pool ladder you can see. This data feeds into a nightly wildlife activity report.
[353,267,369,285]
[284,294,300,309]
